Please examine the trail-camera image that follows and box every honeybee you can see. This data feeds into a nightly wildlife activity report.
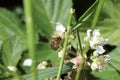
[50,36,62,50]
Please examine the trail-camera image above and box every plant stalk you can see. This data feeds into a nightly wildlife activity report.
[72,0,98,31]
[75,59,84,80]
[23,0,37,80]
[76,29,83,57]
[56,8,74,80]
[91,0,104,29]
[75,0,105,80]
[75,29,84,80]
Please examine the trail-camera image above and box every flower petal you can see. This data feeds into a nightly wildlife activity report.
[90,40,95,48]
[96,46,105,54]
[91,62,99,70]
[23,58,33,67]
[87,29,92,38]
[56,23,65,33]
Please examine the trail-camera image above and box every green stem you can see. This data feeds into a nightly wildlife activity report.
[75,29,84,80]
[75,60,84,80]
[23,0,37,80]
[91,0,104,29]
[56,28,70,80]
[75,0,105,80]
[56,8,74,80]
[76,29,83,58]
[72,0,98,31]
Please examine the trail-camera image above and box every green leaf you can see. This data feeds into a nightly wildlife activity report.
[23,65,72,80]
[35,43,60,64]
[0,8,24,39]
[109,47,120,71]
[33,0,72,38]
[92,65,120,80]
[35,43,53,62]
[1,37,26,66]
[92,47,120,80]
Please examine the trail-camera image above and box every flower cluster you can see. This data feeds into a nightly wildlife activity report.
[50,23,65,51]
[84,29,108,54]
[84,29,110,71]
[50,23,110,71]
[50,23,77,59]
[36,61,48,70]
[50,23,111,79]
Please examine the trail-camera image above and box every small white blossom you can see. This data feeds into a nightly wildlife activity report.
[56,23,65,33]
[37,61,47,70]
[91,62,99,70]
[96,46,105,54]
[58,50,63,58]
[70,8,75,13]
[7,66,17,72]
[91,55,109,71]
[42,61,48,66]
[90,36,106,48]
[93,36,108,46]
[93,51,99,57]
[85,29,108,49]
[54,23,66,38]
[84,29,110,71]
[23,58,32,67]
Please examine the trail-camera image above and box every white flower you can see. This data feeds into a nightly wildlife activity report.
[96,46,105,54]
[37,61,47,70]
[91,55,109,71]
[90,36,106,48]
[93,36,108,45]
[58,50,63,58]
[7,66,17,72]
[23,58,33,67]
[54,23,66,38]
[56,23,65,33]
[84,29,92,42]
[93,51,99,57]
[42,61,48,66]
[85,29,108,49]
